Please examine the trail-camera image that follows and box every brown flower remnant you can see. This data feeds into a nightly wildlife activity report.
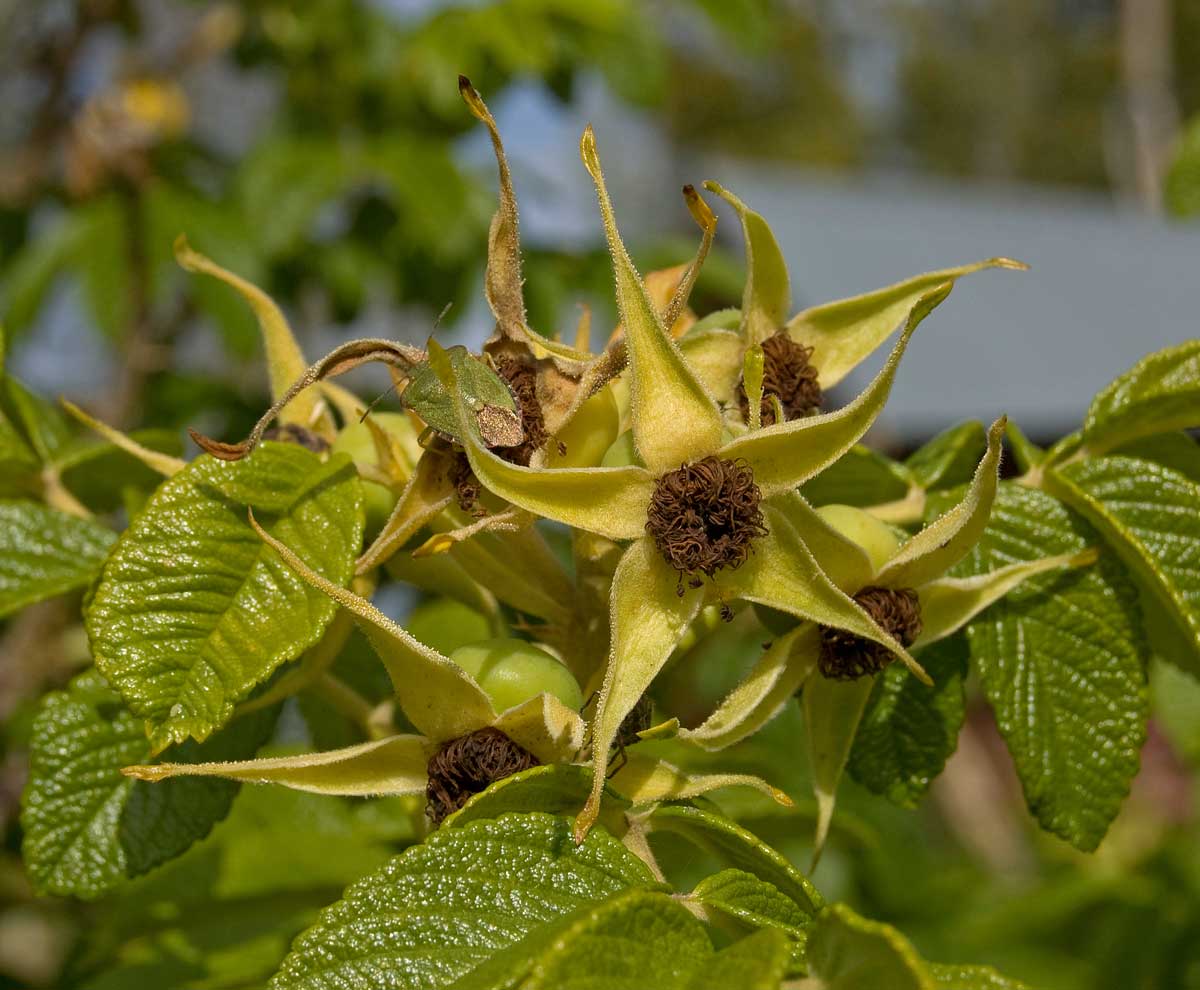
[425,727,540,825]
[737,331,822,426]
[646,456,767,585]
[819,586,922,680]
[449,452,483,515]
[493,356,548,466]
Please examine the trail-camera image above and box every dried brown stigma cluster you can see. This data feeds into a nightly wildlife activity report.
[492,356,548,466]
[738,331,822,426]
[819,586,922,680]
[449,451,483,515]
[646,455,767,584]
[425,727,540,826]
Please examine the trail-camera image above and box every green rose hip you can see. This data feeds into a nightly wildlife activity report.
[450,638,584,713]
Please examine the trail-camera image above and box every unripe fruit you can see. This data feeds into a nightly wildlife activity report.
[546,387,620,468]
[815,504,903,573]
[330,413,413,533]
[450,638,584,714]
[407,598,493,657]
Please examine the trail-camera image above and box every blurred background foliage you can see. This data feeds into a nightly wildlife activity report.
[2,1,1200,988]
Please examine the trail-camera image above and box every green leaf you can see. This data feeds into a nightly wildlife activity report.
[927,963,1032,989]
[581,126,724,473]
[118,707,279,878]
[20,671,274,898]
[522,889,711,990]
[696,929,792,988]
[688,868,811,962]
[848,635,967,808]
[1113,431,1200,484]
[806,903,933,990]
[445,764,629,833]
[786,259,1025,388]
[269,813,656,990]
[2,375,73,462]
[86,444,364,750]
[948,482,1147,850]
[905,421,987,491]
[0,500,115,617]
[645,805,822,916]
[1082,341,1200,454]
[521,889,792,990]
[1047,456,1200,678]
[801,444,913,509]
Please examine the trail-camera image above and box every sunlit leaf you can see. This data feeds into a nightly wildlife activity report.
[271,814,656,990]
[1082,340,1200,455]
[86,445,363,750]
[0,500,115,618]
